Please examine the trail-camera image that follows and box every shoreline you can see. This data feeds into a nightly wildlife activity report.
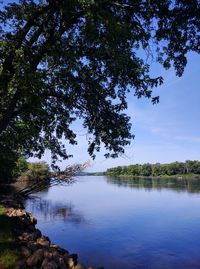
[105,174,200,179]
[0,195,103,269]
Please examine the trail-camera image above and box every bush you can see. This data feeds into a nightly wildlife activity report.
[21,161,50,181]
[12,157,28,179]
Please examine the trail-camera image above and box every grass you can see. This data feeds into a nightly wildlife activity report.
[0,250,20,269]
[0,204,21,269]
[0,205,5,215]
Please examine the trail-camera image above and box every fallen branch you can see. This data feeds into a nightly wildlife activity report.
[14,161,91,197]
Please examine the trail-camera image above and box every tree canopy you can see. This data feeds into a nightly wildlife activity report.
[106,161,200,177]
[0,0,200,173]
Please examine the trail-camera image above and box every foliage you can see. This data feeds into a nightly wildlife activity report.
[0,205,6,215]
[0,0,200,166]
[12,157,29,178]
[20,161,50,181]
[0,154,48,184]
[0,154,28,183]
[0,249,20,269]
[0,144,19,183]
[106,161,200,177]
[16,162,89,196]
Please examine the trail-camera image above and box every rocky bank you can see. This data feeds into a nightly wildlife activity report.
[1,196,104,269]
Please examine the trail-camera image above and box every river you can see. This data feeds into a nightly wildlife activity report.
[25,176,200,268]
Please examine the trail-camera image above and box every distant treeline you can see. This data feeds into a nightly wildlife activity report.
[105,161,200,177]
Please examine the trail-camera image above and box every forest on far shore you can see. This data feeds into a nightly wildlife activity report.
[105,161,200,177]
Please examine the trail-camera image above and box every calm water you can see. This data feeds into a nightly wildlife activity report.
[25,176,200,268]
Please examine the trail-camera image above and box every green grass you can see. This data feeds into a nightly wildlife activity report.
[0,205,6,215]
[0,249,20,269]
[0,205,20,269]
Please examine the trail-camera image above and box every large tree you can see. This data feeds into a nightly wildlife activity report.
[0,0,200,167]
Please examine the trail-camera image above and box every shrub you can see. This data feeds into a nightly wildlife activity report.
[21,161,50,181]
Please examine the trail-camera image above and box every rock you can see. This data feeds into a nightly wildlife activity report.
[29,215,37,224]
[52,245,69,255]
[20,246,32,257]
[52,250,61,262]
[67,257,76,268]
[27,224,35,232]
[6,207,14,216]
[26,249,44,267]
[30,229,41,240]
[50,243,59,248]
[66,254,78,268]
[26,242,38,252]
[69,254,78,261]
[44,235,50,242]
[18,235,24,240]
[19,218,31,230]
[16,259,26,269]
[37,236,50,247]
[73,263,86,269]
[42,260,58,269]
[15,209,26,217]
[22,231,40,241]
[2,196,94,269]
[57,257,68,269]
[63,253,70,264]
[51,251,68,268]
[21,232,30,241]
[41,258,49,268]
[44,251,53,260]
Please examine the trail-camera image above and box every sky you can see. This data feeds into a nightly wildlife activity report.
[30,52,200,172]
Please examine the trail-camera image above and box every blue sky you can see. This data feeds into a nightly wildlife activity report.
[32,52,200,172]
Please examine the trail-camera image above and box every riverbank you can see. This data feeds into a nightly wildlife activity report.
[106,173,200,179]
[0,195,104,269]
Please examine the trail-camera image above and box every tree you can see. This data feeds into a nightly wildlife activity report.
[129,165,140,176]
[186,160,200,174]
[0,0,200,169]
[141,163,152,176]
[0,145,19,182]
[152,163,162,176]
[12,156,28,178]
[106,161,200,177]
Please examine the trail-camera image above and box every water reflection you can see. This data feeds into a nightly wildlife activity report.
[26,198,86,225]
[25,176,200,269]
[106,176,200,193]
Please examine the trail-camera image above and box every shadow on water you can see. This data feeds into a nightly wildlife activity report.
[106,176,200,193]
[26,197,87,225]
